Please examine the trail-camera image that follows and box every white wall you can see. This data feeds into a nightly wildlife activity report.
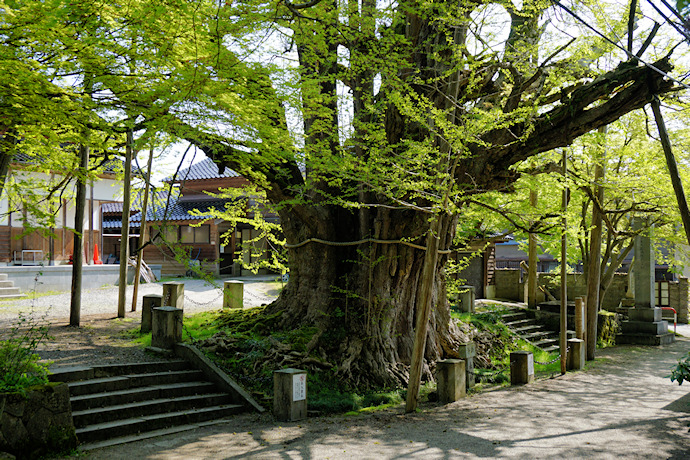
[0,170,123,230]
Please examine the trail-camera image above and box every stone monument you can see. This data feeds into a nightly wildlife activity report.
[617,219,674,345]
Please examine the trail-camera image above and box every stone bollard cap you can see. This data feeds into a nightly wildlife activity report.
[458,342,476,359]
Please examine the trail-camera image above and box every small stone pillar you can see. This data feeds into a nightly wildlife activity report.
[510,351,534,385]
[151,306,183,349]
[163,282,184,310]
[575,296,585,341]
[223,280,244,309]
[436,359,466,403]
[273,368,307,422]
[567,338,585,371]
[141,294,162,333]
[459,286,475,313]
[458,342,476,389]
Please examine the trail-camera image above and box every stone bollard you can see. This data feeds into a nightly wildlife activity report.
[223,280,244,309]
[151,306,183,349]
[567,338,585,371]
[436,359,466,404]
[141,294,162,333]
[162,282,184,310]
[459,286,475,313]
[575,296,585,341]
[458,342,476,389]
[510,351,535,385]
[273,368,307,422]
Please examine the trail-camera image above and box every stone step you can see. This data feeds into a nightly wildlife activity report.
[0,293,27,300]
[50,360,190,383]
[75,404,244,444]
[513,324,545,334]
[70,381,217,411]
[0,280,14,288]
[67,370,205,397]
[501,312,528,322]
[503,318,536,328]
[72,393,233,427]
[0,287,21,296]
[0,274,8,281]
[79,420,230,451]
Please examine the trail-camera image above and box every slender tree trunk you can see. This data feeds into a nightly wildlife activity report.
[69,143,89,326]
[586,126,606,360]
[117,130,133,318]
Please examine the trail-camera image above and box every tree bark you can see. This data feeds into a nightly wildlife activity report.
[69,143,89,327]
[586,127,606,360]
[131,145,154,312]
[117,130,133,318]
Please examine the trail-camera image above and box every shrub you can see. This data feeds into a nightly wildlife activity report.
[0,312,51,393]
[669,352,690,386]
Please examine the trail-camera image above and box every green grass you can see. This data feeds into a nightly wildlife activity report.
[120,310,221,348]
[0,290,63,303]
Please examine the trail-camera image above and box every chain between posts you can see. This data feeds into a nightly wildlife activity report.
[533,347,570,366]
[181,286,276,307]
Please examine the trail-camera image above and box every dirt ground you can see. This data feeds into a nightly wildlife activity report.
[2,284,689,459]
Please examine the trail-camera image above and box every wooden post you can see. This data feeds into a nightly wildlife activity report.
[273,369,307,421]
[132,145,155,312]
[405,215,443,413]
[436,360,466,403]
[575,296,585,340]
[652,97,690,246]
[528,188,538,308]
[117,130,134,318]
[560,149,567,375]
[223,280,244,309]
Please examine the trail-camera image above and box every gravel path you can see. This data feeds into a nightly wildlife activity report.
[0,275,282,368]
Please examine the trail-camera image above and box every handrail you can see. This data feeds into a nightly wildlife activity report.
[661,307,677,334]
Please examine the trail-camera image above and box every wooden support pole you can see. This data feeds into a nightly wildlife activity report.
[117,130,133,318]
[560,150,567,375]
[405,216,442,413]
[651,97,690,247]
[587,127,605,360]
[132,145,155,312]
[528,189,538,308]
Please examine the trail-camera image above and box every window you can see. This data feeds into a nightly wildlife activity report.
[180,225,210,244]
[656,281,670,307]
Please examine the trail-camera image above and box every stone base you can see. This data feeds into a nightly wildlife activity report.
[621,320,668,335]
[616,332,675,346]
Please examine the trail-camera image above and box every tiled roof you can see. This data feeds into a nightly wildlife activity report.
[133,197,237,223]
[164,158,240,182]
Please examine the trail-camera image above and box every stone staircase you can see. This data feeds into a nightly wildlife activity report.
[49,359,247,450]
[501,308,574,353]
[0,273,25,299]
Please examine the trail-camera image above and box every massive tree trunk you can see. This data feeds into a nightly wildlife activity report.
[268,205,463,387]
